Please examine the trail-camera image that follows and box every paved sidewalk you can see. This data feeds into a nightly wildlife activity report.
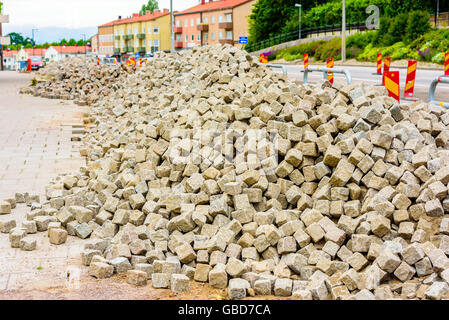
[0,71,88,292]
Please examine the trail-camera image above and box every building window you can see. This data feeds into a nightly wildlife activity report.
[191,34,194,41]
[211,16,215,24]
[121,41,124,47]
[176,20,181,27]
[204,33,208,40]
[191,19,194,27]
[211,32,215,40]
[197,34,201,41]
[185,34,188,42]
[176,34,182,41]
[120,29,124,35]
[219,32,223,39]
[185,19,188,27]
[153,27,159,34]
[204,17,208,24]
[135,40,138,47]
[148,27,152,34]
[226,14,232,22]
[219,16,223,23]
[134,28,138,34]
[148,40,152,47]
[226,31,233,39]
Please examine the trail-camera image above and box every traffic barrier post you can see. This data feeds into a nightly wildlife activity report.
[445,52,449,76]
[27,59,31,72]
[383,56,391,85]
[266,63,287,75]
[372,53,382,75]
[404,60,418,101]
[326,58,334,84]
[304,53,309,70]
[429,76,449,108]
[303,66,352,85]
[259,53,268,64]
[385,71,400,103]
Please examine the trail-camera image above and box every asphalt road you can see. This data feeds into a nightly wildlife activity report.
[273,64,449,103]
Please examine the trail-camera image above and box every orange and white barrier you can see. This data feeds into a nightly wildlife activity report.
[385,71,400,103]
[327,58,334,84]
[259,53,268,64]
[404,60,417,100]
[304,53,309,70]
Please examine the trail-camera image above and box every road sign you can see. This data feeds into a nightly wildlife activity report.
[239,37,248,44]
[135,52,140,58]
[0,36,10,46]
[0,15,9,23]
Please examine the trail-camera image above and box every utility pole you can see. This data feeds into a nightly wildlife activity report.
[342,0,346,62]
[170,0,174,52]
[295,4,302,40]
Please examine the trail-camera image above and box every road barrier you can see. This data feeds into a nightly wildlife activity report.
[327,58,334,84]
[373,53,382,75]
[260,53,268,64]
[445,53,449,76]
[304,53,309,70]
[429,76,449,108]
[303,66,352,85]
[266,63,288,75]
[385,71,400,103]
[404,60,418,101]
[383,57,391,85]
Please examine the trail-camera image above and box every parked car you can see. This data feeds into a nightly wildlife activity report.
[30,56,44,70]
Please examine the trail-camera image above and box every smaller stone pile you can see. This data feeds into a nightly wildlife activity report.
[20,57,132,106]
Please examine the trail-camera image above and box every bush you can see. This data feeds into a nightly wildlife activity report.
[406,11,431,42]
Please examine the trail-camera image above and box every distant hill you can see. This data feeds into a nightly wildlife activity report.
[2,25,98,43]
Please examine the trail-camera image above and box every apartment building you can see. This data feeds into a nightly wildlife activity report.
[98,21,117,56]
[112,9,171,56]
[174,0,256,50]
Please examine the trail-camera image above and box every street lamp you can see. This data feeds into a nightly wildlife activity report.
[32,28,38,56]
[295,4,302,40]
[170,0,174,52]
[342,0,346,62]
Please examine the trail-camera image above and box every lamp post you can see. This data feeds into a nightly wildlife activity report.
[295,4,302,40]
[342,0,346,62]
[32,28,38,56]
[170,0,174,52]
[436,0,440,28]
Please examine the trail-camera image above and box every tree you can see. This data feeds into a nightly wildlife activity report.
[406,10,431,42]
[0,2,3,14]
[248,0,298,43]
[67,38,77,46]
[140,0,159,15]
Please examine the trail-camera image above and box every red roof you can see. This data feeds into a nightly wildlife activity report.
[175,0,252,15]
[52,46,87,54]
[101,9,171,27]
[3,50,18,57]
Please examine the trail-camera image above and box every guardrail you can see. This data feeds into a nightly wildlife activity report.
[429,76,449,108]
[303,66,352,85]
[266,63,287,75]
[244,22,367,53]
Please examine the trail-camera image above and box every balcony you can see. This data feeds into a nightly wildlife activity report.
[219,22,233,30]
[137,33,146,39]
[197,24,209,32]
[123,34,134,40]
[114,48,121,53]
[174,41,183,48]
[219,39,234,45]
[121,47,128,53]
[114,35,121,40]
[127,47,135,52]
[173,27,183,33]
[137,47,146,52]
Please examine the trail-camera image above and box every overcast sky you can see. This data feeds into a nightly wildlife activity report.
[2,0,199,29]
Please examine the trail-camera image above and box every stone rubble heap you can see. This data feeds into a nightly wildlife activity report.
[20,56,133,106]
[6,44,449,300]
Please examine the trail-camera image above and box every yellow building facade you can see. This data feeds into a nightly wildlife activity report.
[112,9,171,56]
